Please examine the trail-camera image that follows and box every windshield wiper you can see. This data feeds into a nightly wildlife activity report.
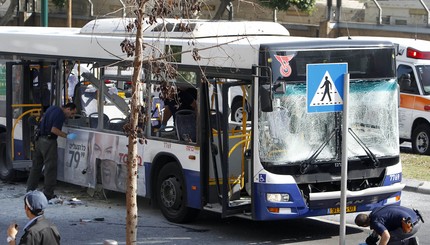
[300,127,339,174]
[299,126,380,173]
[348,128,380,168]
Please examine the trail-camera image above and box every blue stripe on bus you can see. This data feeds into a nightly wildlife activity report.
[144,162,151,198]
[145,162,201,209]
[252,182,308,220]
[13,139,25,160]
[252,181,402,221]
[184,168,201,209]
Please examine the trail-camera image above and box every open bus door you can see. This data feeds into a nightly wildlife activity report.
[0,61,54,180]
[207,78,253,218]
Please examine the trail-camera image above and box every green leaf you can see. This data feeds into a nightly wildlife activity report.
[258,0,315,12]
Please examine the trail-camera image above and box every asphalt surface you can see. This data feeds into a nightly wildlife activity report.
[0,178,427,244]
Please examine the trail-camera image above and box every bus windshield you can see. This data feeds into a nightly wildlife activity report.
[258,47,398,164]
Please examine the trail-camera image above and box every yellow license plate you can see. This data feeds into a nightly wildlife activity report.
[329,206,357,214]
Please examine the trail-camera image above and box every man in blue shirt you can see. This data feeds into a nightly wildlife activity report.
[355,205,423,245]
[27,103,77,200]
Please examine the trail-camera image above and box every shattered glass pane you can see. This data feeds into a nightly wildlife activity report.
[258,79,399,164]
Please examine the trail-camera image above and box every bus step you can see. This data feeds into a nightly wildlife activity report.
[12,160,32,170]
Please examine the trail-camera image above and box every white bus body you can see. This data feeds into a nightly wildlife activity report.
[0,19,403,223]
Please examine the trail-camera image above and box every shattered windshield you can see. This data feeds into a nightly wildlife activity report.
[258,79,399,164]
[258,46,397,164]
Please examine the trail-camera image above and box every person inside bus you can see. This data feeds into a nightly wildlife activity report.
[7,190,61,245]
[159,82,197,131]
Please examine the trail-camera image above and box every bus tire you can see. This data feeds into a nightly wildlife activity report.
[156,162,199,223]
[0,133,15,181]
[231,99,250,123]
[412,124,430,155]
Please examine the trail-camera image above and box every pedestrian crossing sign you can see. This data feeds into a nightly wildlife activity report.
[307,63,348,113]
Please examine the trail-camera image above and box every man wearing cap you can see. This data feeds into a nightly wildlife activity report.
[6,190,61,245]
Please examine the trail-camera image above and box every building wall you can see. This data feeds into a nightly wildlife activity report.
[364,0,430,26]
[197,0,364,25]
[2,0,430,41]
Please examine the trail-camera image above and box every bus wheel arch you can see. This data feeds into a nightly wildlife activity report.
[155,161,199,223]
[0,132,14,181]
[411,122,430,155]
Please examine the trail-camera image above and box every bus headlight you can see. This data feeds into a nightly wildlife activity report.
[266,193,290,203]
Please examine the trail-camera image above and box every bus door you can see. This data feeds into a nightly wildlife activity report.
[208,78,252,217]
[2,62,54,180]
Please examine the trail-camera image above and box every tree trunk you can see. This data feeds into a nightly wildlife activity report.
[126,2,147,244]
[0,0,18,26]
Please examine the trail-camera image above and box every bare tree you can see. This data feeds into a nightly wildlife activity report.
[124,13,145,245]
[120,1,201,244]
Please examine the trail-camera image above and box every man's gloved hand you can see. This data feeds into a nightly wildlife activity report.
[365,234,379,245]
[67,133,77,140]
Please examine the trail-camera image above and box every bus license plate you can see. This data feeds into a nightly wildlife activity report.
[329,206,357,214]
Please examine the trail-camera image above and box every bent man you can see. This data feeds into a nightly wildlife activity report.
[355,205,423,245]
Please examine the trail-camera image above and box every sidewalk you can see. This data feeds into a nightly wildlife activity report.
[403,178,430,195]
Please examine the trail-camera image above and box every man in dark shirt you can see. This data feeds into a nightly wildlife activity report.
[27,103,77,200]
[355,205,423,245]
[7,190,60,244]
[160,85,196,129]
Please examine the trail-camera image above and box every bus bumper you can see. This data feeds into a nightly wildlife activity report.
[252,182,404,221]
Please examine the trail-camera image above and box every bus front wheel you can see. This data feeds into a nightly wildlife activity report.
[156,162,199,223]
[0,133,14,181]
[412,124,430,155]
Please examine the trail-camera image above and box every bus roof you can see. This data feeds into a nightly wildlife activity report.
[80,18,291,39]
[0,19,394,69]
[339,36,430,50]
[339,36,430,63]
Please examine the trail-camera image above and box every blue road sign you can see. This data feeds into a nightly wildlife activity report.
[307,63,348,113]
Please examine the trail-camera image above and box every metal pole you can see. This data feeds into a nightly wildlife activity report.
[227,2,233,21]
[273,7,278,22]
[41,0,48,26]
[67,0,72,27]
[327,0,332,21]
[336,0,341,22]
[339,73,349,245]
[418,0,430,27]
[372,0,382,25]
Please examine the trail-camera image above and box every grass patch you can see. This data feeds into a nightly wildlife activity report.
[400,152,430,181]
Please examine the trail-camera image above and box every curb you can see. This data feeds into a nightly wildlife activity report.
[402,179,430,195]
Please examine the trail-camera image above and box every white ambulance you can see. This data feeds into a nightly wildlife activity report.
[393,38,430,155]
[342,37,430,154]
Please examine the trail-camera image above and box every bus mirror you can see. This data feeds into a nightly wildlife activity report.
[259,86,273,112]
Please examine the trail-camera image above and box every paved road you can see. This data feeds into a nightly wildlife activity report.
[0,179,427,245]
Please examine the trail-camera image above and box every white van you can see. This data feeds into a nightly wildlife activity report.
[342,37,430,154]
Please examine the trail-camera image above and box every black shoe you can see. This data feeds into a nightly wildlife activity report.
[43,192,57,200]
[408,237,419,245]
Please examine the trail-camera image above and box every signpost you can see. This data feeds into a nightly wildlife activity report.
[307,63,349,245]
